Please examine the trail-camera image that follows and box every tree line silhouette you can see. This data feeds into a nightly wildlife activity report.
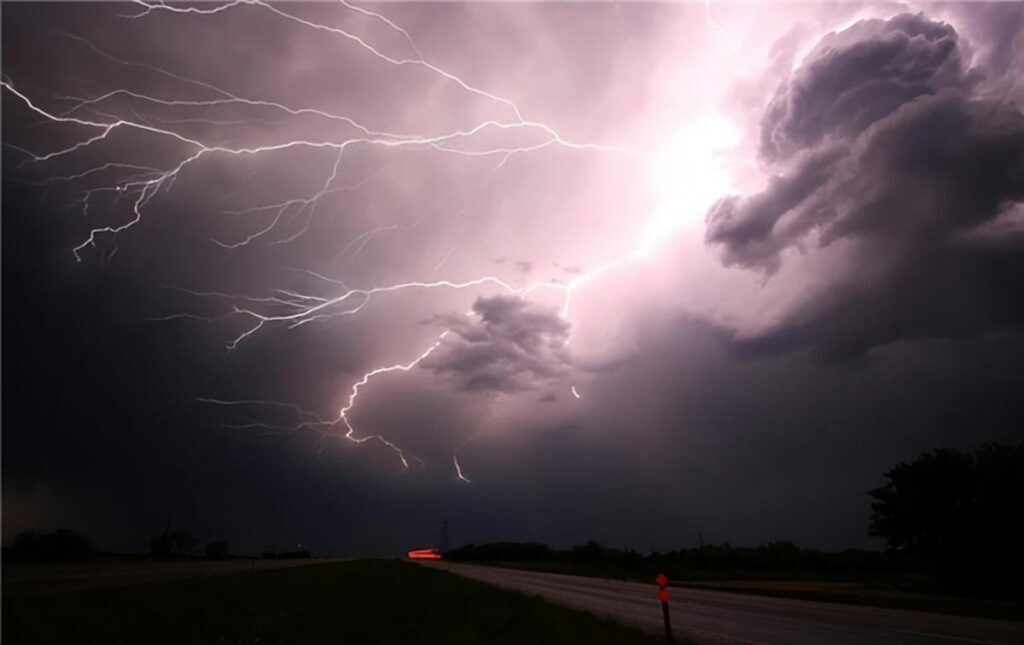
[5,442,1019,600]
[450,443,1023,599]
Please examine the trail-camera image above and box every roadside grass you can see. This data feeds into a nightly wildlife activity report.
[476,561,1024,622]
[2,559,663,645]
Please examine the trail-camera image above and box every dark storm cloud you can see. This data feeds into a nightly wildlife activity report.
[3,1,662,555]
[758,14,973,161]
[707,13,1024,358]
[703,144,846,270]
[5,1,1022,562]
[421,295,571,393]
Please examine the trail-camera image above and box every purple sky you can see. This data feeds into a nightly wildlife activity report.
[3,2,1022,555]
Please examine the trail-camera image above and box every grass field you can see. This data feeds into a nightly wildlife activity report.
[2,560,661,645]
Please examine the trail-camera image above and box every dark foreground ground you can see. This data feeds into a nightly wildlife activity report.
[1,560,660,645]
[432,562,1024,644]
[2,558,337,597]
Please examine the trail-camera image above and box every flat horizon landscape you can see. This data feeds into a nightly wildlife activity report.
[4,1,1023,643]
[4,558,1023,644]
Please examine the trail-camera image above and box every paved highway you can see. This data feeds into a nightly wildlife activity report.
[429,562,1024,644]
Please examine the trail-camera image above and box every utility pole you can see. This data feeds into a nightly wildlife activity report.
[440,519,449,553]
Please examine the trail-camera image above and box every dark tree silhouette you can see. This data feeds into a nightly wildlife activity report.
[869,444,1024,596]
[869,448,976,558]
[149,529,199,557]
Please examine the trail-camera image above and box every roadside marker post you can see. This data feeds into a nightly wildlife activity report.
[657,573,673,642]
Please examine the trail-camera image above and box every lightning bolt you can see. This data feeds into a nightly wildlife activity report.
[5,1,657,480]
[453,454,472,484]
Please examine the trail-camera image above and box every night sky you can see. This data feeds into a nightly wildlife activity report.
[3,2,1022,557]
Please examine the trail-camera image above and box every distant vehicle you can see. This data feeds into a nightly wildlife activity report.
[407,548,443,560]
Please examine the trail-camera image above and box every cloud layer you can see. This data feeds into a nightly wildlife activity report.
[422,295,571,392]
[3,4,1022,557]
[707,13,1024,358]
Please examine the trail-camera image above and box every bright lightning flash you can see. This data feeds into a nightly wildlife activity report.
[639,114,740,253]
[4,1,734,481]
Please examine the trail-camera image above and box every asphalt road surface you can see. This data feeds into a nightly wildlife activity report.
[428,563,1024,644]
[2,558,340,597]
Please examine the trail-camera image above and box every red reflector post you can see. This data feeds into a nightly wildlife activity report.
[656,573,673,642]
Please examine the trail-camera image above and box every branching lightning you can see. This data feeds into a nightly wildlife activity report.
[4,0,721,480]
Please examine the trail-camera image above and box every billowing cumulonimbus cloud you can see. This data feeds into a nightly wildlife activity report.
[706,13,1024,358]
[759,14,973,161]
[421,295,572,392]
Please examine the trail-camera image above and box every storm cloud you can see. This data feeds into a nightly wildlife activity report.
[707,13,1024,358]
[422,295,571,393]
[3,3,1022,558]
